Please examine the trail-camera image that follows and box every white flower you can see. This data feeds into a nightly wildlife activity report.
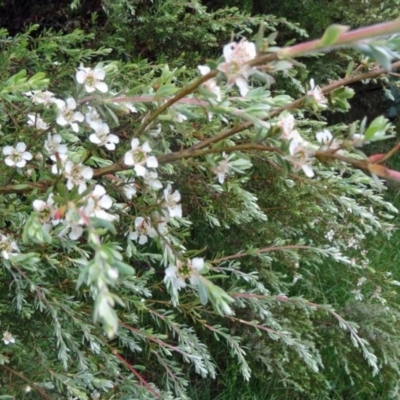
[25,386,32,393]
[151,211,169,236]
[352,289,363,301]
[58,208,85,240]
[162,184,182,218]
[85,106,103,129]
[76,63,108,93]
[27,114,49,130]
[44,133,68,158]
[325,229,335,241]
[62,222,84,241]
[51,153,68,175]
[148,124,162,138]
[164,257,205,290]
[129,217,157,245]
[316,129,333,145]
[122,180,137,199]
[143,171,163,190]
[111,95,137,113]
[277,114,296,140]
[89,122,119,151]
[0,234,19,259]
[176,112,187,123]
[217,39,257,96]
[33,194,57,231]
[124,138,158,177]
[307,79,327,105]
[64,161,93,193]
[287,139,314,178]
[24,90,55,106]
[348,237,358,248]
[357,277,367,287]
[212,153,231,184]
[292,273,303,284]
[165,262,186,290]
[3,142,32,168]
[91,390,101,400]
[84,185,116,221]
[55,98,84,133]
[351,133,365,147]
[2,331,15,345]
[198,65,222,102]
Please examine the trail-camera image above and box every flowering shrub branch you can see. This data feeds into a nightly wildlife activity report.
[1,17,400,399]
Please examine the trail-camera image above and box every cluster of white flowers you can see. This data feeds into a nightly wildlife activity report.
[276,113,315,177]
[276,112,342,178]
[162,184,182,218]
[32,184,117,240]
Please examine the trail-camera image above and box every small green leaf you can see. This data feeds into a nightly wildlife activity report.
[320,25,350,47]
[364,116,390,140]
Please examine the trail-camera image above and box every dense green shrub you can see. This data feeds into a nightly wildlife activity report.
[1,2,400,399]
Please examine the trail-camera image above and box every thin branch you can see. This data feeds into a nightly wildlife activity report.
[133,71,217,137]
[277,18,400,60]
[212,245,317,264]
[1,364,52,400]
[113,352,160,398]
[189,60,400,152]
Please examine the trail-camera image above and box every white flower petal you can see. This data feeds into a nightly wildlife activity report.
[198,65,211,75]
[124,152,134,166]
[95,82,108,93]
[93,185,106,198]
[146,156,158,169]
[89,133,101,144]
[99,195,112,210]
[76,71,86,84]
[236,78,249,97]
[302,164,314,178]
[3,146,13,156]
[138,235,148,245]
[130,138,139,150]
[16,142,26,152]
[134,164,147,177]
[142,141,152,153]
[81,167,93,180]
[191,257,204,271]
